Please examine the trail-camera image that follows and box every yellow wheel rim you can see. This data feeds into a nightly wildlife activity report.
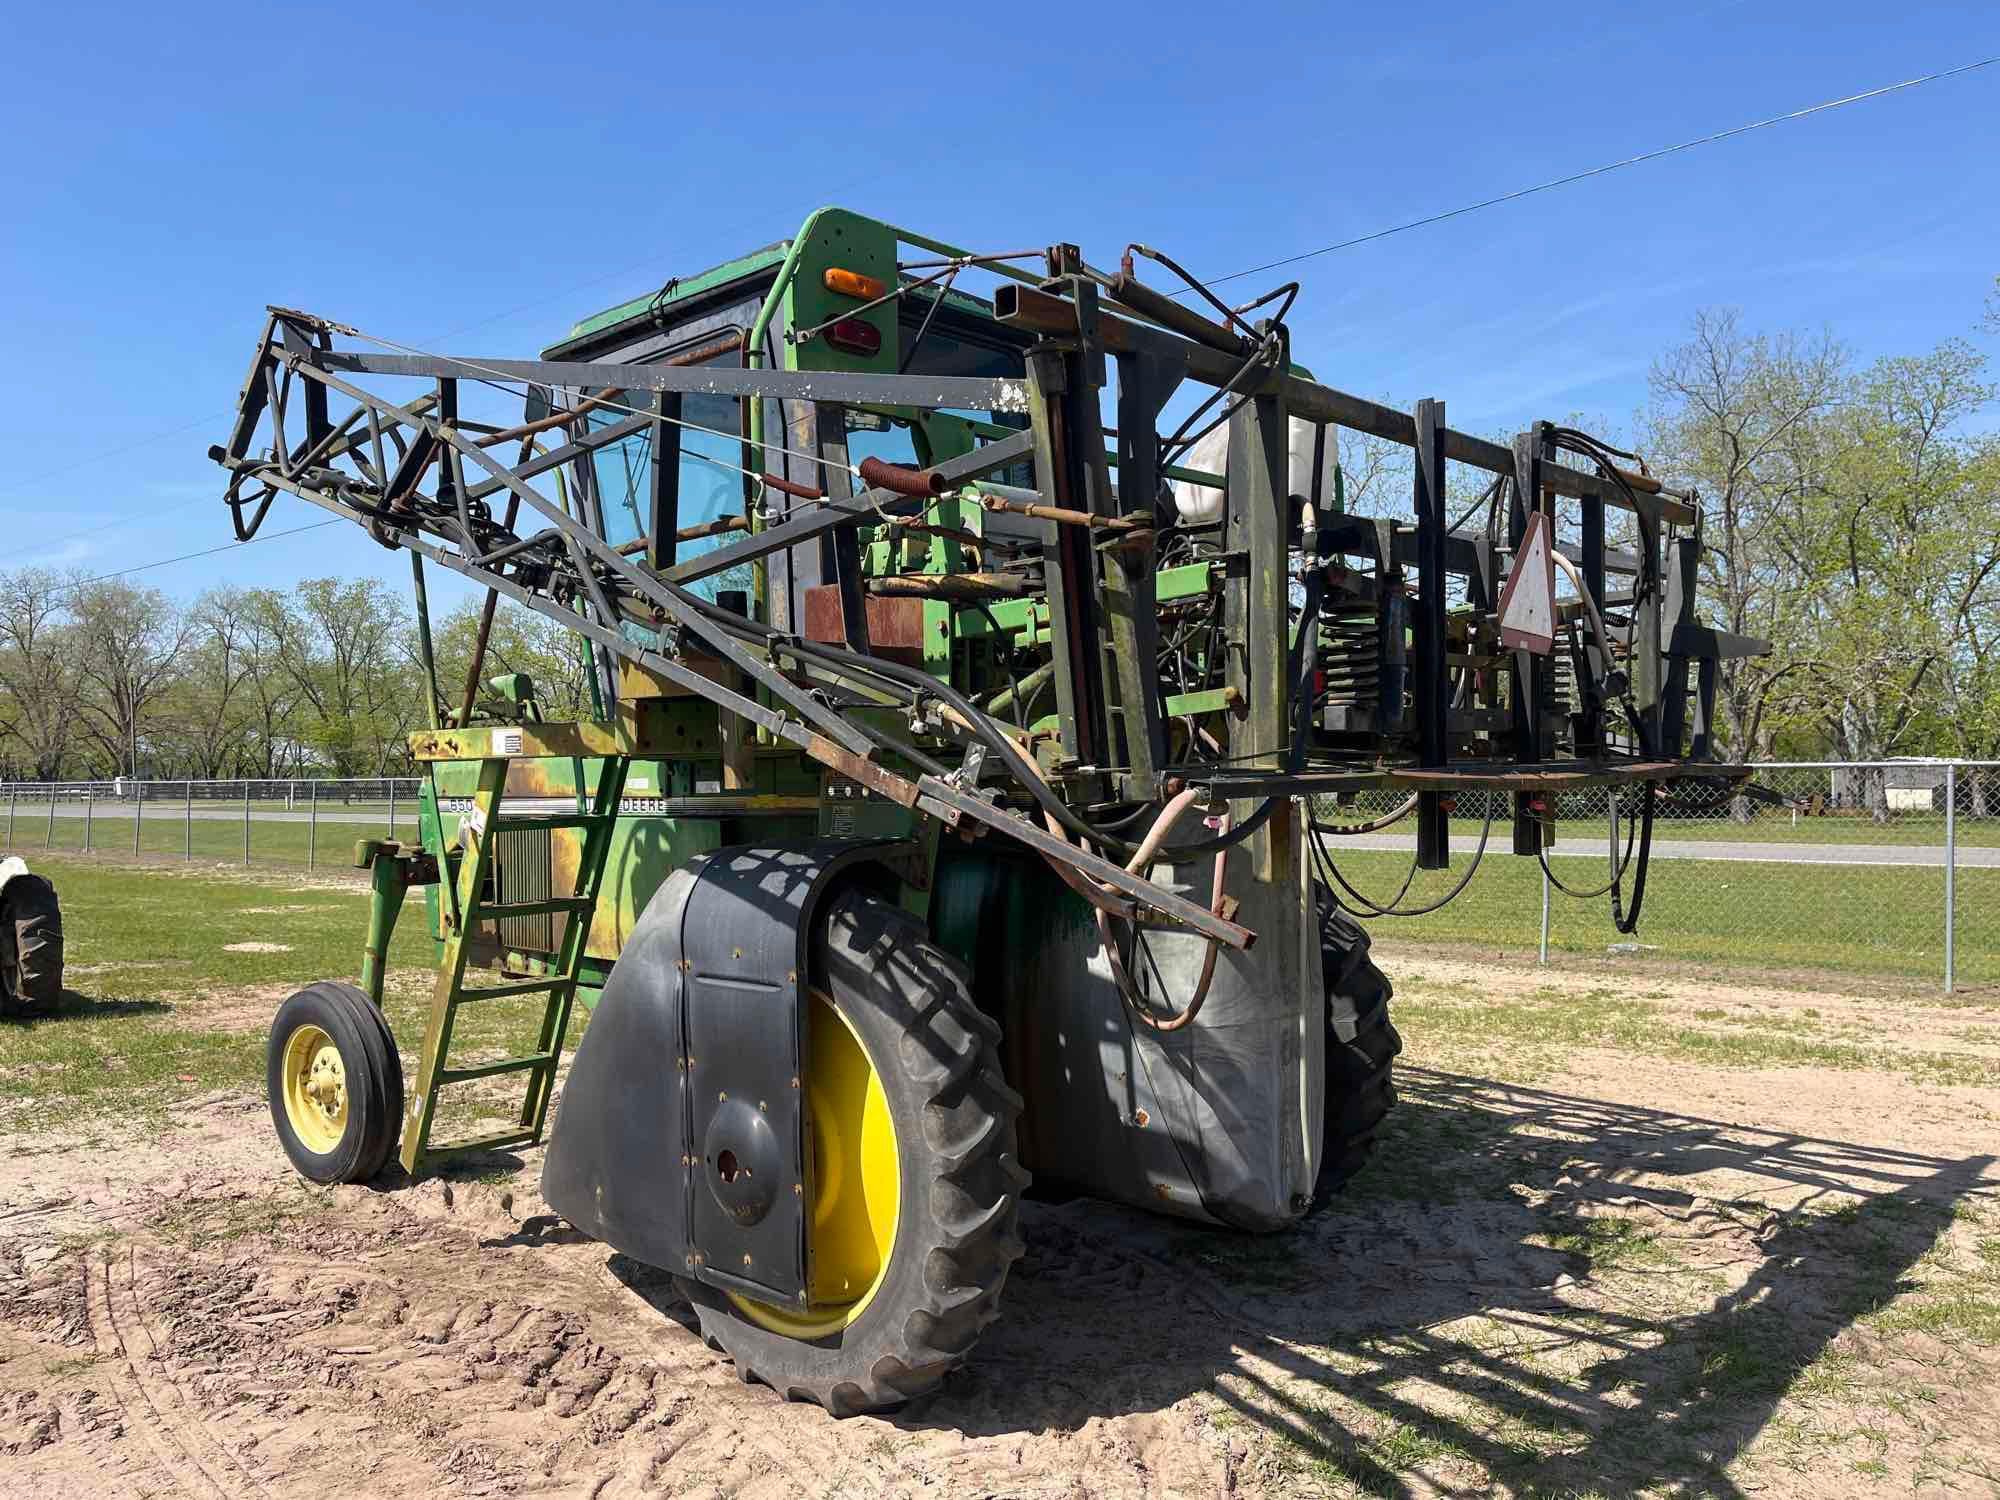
[280,1023,350,1155]
[727,990,900,1338]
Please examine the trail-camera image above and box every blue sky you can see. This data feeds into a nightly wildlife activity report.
[2,1,1995,612]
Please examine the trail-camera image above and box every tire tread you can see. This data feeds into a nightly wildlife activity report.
[681,893,1022,1413]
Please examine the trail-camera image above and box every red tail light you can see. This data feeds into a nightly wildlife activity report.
[823,318,882,358]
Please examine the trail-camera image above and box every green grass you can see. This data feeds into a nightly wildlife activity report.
[156,1182,336,1250]
[1864,1291,2000,1343]
[11,795,1993,989]
[1334,848,1998,985]
[1392,980,2000,1087]
[1540,1212,1675,1272]
[0,855,556,1138]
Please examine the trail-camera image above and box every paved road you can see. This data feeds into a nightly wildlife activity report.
[25,804,398,826]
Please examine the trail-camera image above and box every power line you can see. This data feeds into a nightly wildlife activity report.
[17,57,1994,590]
[1195,57,1999,292]
[48,520,341,601]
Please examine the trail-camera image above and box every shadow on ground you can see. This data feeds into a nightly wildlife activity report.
[888,1066,1995,1496]
[1,988,170,1024]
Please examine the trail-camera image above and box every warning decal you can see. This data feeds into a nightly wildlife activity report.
[1498,511,1557,655]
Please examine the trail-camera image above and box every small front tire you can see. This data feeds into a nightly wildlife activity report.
[267,981,403,1185]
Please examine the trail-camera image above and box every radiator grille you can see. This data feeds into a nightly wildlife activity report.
[491,825,559,954]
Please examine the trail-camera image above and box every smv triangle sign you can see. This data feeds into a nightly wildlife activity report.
[1498,511,1556,655]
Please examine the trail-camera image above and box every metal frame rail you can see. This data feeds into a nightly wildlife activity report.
[210,262,1750,949]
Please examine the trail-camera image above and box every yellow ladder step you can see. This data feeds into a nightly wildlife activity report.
[427,1126,538,1156]
[436,1052,556,1085]
[453,976,573,1003]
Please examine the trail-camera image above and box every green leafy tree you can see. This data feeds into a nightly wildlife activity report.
[261,579,422,774]
[430,598,595,723]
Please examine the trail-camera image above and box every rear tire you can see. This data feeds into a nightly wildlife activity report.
[267,981,403,1185]
[0,873,63,1018]
[677,890,1026,1415]
[1311,892,1400,1209]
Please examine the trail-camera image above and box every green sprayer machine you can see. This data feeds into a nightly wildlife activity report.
[210,208,1762,1413]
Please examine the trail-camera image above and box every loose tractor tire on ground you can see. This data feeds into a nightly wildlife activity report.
[223,208,1759,1411]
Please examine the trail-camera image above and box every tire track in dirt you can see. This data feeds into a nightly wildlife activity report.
[110,1248,283,1499]
[86,1249,240,1499]
[14,1168,1237,1499]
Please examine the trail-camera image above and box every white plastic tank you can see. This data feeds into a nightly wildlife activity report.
[1169,418,1336,527]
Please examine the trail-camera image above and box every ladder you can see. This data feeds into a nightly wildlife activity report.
[399,752,628,1174]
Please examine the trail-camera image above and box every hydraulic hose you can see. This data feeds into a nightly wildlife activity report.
[1312,801,1496,919]
[1611,781,1659,933]
[1091,789,1235,1033]
[1537,788,1641,900]
[1311,792,1419,836]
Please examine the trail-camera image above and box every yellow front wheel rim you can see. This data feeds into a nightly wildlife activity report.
[280,1023,349,1155]
[727,990,900,1338]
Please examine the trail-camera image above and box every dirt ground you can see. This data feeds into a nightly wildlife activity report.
[5,946,2000,1498]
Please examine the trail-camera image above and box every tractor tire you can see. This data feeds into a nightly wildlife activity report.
[267,981,404,1185]
[1311,892,1400,1210]
[676,890,1026,1416]
[0,872,64,1018]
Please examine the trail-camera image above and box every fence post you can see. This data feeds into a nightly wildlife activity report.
[84,786,93,853]
[1945,762,1957,995]
[46,787,55,847]
[1539,860,1551,964]
[7,785,14,848]
[186,781,193,859]
[388,780,398,841]
[243,781,252,865]
[309,780,318,870]
[134,779,142,854]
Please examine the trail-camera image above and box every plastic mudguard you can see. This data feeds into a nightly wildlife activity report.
[542,841,895,1304]
[936,824,1321,1231]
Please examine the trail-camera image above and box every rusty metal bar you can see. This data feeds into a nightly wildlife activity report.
[869,573,1034,600]
[977,489,1150,533]
[994,283,1694,525]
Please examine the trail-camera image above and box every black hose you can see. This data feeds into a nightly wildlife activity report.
[1311,803,1495,918]
[1610,781,1659,933]
[971,603,1024,731]
[843,714,952,779]
[1536,791,1642,899]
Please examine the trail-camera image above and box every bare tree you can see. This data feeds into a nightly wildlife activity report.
[70,579,195,777]
[0,570,84,780]
[154,587,308,778]
[262,579,421,774]
[1644,309,1848,756]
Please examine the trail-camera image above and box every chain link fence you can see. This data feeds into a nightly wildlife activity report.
[0,764,1991,989]
[0,777,424,870]
[1310,760,1998,991]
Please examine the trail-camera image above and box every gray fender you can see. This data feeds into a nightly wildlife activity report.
[540,841,899,1293]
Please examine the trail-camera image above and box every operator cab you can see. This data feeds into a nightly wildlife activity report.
[538,210,1033,626]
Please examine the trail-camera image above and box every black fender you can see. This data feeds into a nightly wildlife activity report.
[541,840,903,1304]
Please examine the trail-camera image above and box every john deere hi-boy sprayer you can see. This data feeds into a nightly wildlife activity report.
[210,208,1763,1413]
